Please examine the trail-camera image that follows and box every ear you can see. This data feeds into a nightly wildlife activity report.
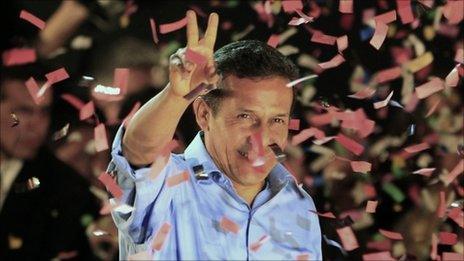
[193,97,211,131]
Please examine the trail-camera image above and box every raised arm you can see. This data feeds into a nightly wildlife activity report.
[122,10,219,166]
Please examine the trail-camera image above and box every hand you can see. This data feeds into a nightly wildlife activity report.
[168,10,220,98]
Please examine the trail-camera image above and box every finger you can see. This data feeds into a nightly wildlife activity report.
[186,10,199,47]
[203,13,219,49]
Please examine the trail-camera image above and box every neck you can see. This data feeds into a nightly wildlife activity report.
[231,179,266,206]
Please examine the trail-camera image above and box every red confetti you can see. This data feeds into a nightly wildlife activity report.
[339,0,353,14]
[98,172,123,198]
[351,161,372,173]
[415,77,445,99]
[370,21,388,50]
[397,0,414,24]
[149,18,159,44]
[366,200,378,213]
[61,94,85,110]
[79,101,95,121]
[282,0,303,13]
[266,34,280,48]
[45,68,69,85]
[335,133,365,156]
[288,119,300,131]
[403,142,429,153]
[185,48,207,68]
[438,232,458,245]
[378,229,403,240]
[311,31,337,45]
[336,226,359,251]
[2,48,36,66]
[374,10,397,24]
[19,10,46,30]
[362,251,394,261]
[151,222,171,251]
[220,216,240,234]
[159,16,187,34]
[166,171,190,187]
[94,123,109,152]
[318,54,345,69]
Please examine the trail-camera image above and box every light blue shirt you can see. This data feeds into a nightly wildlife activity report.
[108,126,322,260]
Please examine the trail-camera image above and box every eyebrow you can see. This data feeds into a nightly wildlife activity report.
[237,108,289,118]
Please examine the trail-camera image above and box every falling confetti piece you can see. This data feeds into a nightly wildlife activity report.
[19,10,45,30]
[98,172,123,198]
[288,119,300,130]
[45,67,69,85]
[53,123,70,141]
[350,161,372,173]
[336,226,359,251]
[151,222,171,251]
[373,91,394,109]
[249,235,270,252]
[220,216,240,234]
[412,168,435,177]
[415,77,445,99]
[335,134,365,156]
[159,16,187,34]
[339,0,353,14]
[79,101,95,121]
[366,200,378,213]
[404,142,429,153]
[149,18,159,44]
[286,74,317,88]
[2,48,36,66]
[438,232,458,245]
[378,229,403,240]
[94,123,109,152]
[369,21,388,50]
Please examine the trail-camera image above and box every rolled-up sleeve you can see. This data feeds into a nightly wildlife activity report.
[108,125,177,245]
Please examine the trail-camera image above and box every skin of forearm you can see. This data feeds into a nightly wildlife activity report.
[37,1,89,57]
[122,84,191,166]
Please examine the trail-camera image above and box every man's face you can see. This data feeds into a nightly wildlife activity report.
[203,75,293,187]
[0,79,52,159]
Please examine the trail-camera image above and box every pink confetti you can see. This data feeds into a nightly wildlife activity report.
[366,200,378,213]
[379,229,403,240]
[98,172,123,198]
[362,251,394,261]
[185,48,207,68]
[442,252,464,261]
[149,18,159,44]
[397,0,414,24]
[267,34,280,48]
[431,233,438,260]
[336,35,348,53]
[19,10,46,30]
[335,133,365,156]
[159,16,187,34]
[220,216,240,234]
[373,90,394,109]
[45,68,69,85]
[442,0,464,24]
[166,171,190,187]
[311,31,337,45]
[438,232,457,245]
[448,207,464,228]
[288,17,309,26]
[249,235,270,252]
[425,99,440,118]
[404,142,429,153]
[441,159,464,186]
[2,48,36,66]
[291,127,325,146]
[415,77,445,99]
[25,77,44,105]
[348,87,376,99]
[437,191,446,218]
[336,226,359,251]
[375,67,402,84]
[61,94,85,110]
[94,123,109,152]
[113,68,129,95]
[296,253,311,261]
[339,0,353,14]
[412,168,435,177]
[79,101,95,121]
[351,161,372,173]
[318,54,345,69]
[151,222,171,251]
[282,0,303,13]
[374,10,397,24]
[370,21,388,50]
[288,119,300,130]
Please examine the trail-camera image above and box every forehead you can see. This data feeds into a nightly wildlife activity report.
[2,79,52,107]
[222,75,293,112]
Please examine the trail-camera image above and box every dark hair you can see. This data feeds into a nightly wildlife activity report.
[202,40,299,115]
[0,63,48,100]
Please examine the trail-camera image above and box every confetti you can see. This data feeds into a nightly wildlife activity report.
[397,0,414,24]
[52,123,70,141]
[440,159,464,186]
[25,77,44,105]
[404,142,429,153]
[438,232,457,245]
[373,90,394,109]
[350,161,372,173]
[336,226,359,251]
[286,74,317,88]
[373,10,397,24]
[445,65,460,87]
[94,123,109,152]
[365,200,378,213]
[185,48,207,68]
[151,222,171,251]
[159,16,187,34]
[249,235,270,252]
[282,0,303,13]
[415,77,445,99]
[339,0,353,14]
[149,18,159,44]
[374,67,402,84]
[98,172,123,198]
[378,229,403,240]
[61,94,85,110]
[369,21,388,50]
[335,134,365,156]
[311,31,337,45]
[442,252,464,261]
[166,171,190,187]
[288,119,300,130]
[2,48,36,66]
[318,54,345,69]
[45,67,69,85]
[348,88,376,99]
[113,68,129,96]
[79,101,95,121]
[442,0,463,24]
[19,10,45,30]
[266,34,280,48]
[308,210,337,219]
[220,216,240,234]
[336,35,348,53]
[362,251,394,261]
[412,168,435,177]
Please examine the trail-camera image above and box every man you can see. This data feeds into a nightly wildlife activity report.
[0,64,100,260]
[109,11,321,260]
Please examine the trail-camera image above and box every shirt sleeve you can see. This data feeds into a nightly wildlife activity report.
[107,125,179,245]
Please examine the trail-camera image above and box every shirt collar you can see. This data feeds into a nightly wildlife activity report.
[183,131,293,192]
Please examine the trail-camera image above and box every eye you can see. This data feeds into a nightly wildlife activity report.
[237,113,252,120]
[273,118,285,124]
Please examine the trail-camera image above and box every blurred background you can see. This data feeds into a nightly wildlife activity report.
[0,0,462,260]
